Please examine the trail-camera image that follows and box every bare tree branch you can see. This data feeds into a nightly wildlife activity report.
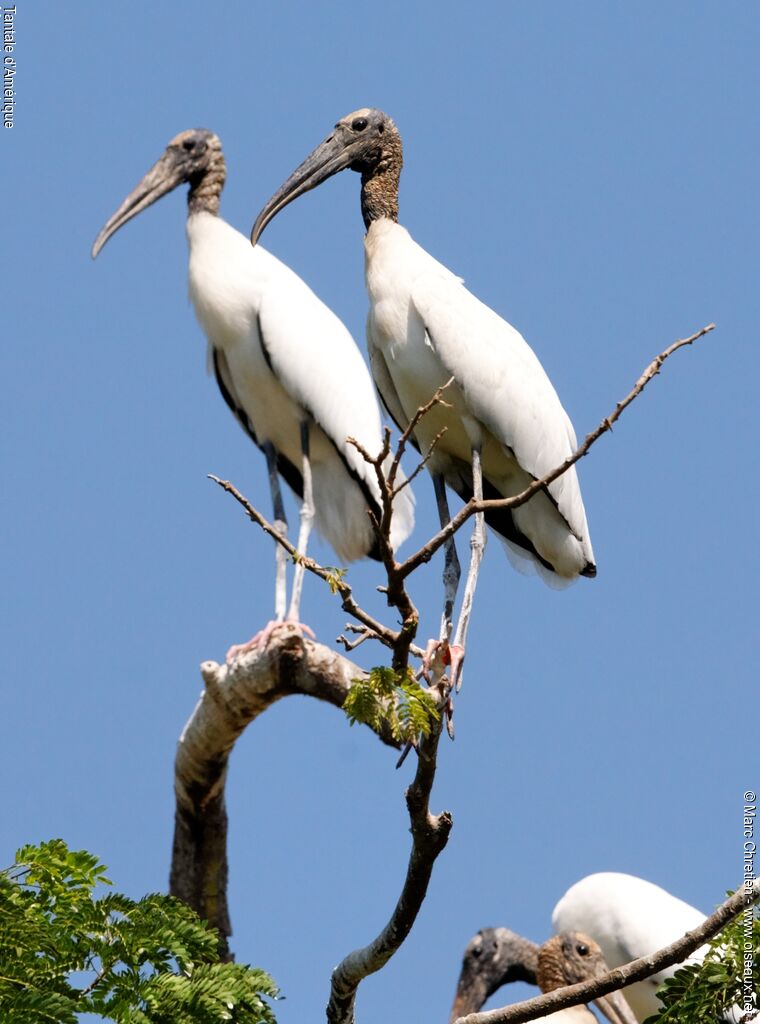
[453,877,759,1024]
[392,425,448,498]
[386,377,454,493]
[336,626,376,652]
[169,624,399,958]
[398,322,716,580]
[209,475,401,652]
[326,680,453,1024]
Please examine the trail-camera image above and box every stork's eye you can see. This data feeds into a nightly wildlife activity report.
[352,117,368,132]
[183,137,201,152]
[576,943,589,956]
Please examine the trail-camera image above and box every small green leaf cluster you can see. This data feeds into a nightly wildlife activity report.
[343,666,440,745]
[323,566,347,594]
[644,901,759,1023]
[0,839,278,1023]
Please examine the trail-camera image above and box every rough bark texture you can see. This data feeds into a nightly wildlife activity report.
[169,624,398,957]
[326,711,452,1024]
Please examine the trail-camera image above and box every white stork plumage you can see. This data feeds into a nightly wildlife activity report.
[553,872,739,1022]
[449,928,637,1023]
[251,108,595,683]
[92,129,414,655]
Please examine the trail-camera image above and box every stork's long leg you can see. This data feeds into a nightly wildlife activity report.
[287,421,314,623]
[225,442,292,662]
[263,441,288,622]
[451,446,487,689]
[433,472,461,642]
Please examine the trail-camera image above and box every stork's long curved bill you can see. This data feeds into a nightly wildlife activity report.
[92,151,184,258]
[251,130,355,246]
[592,987,639,1024]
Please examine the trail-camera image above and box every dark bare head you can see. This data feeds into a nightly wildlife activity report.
[449,928,539,1022]
[251,107,403,242]
[92,129,225,258]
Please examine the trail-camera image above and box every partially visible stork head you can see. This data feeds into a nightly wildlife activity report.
[449,928,539,1023]
[251,107,402,243]
[538,932,639,1024]
[92,128,224,258]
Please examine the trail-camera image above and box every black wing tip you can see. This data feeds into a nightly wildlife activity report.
[581,562,597,579]
[366,536,384,562]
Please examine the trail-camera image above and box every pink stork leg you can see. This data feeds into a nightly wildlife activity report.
[286,420,316,628]
[450,445,486,689]
[226,437,313,663]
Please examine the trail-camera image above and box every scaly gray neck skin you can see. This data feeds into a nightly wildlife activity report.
[360,121,403,230]
[188,141,226,217]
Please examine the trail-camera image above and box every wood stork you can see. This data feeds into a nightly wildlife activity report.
[449,928,539,1021]
[536,932,640,1024]
[92,129,414,655]
[450,928,637,1023]
[552,872,720,1021]
[251,108,595,683]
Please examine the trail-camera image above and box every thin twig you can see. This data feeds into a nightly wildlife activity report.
[454,876,758,1024]
[387,377,455,492]
[399,323,716,580]
[346,432,398,574]
[336,628,375,652]
[80,960,111,997]
[209,475,400,652]
[392,425,448,498]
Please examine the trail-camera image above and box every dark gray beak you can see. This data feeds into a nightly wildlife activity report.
[251,126,357,246]
[92,150,185,258]
[449,928,540,1023]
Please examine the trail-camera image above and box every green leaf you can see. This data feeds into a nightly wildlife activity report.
[0,840,279,1023]
[645,897,759,1023]
[343,666,440,746]
[323,566,347,594]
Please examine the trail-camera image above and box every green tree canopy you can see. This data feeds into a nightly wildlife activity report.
[0,840,278,1024]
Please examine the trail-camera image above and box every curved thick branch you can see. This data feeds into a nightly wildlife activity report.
[454,877,759,1024]
[169,625,398,958]
[326,691,453,1024]
[399,322,716,580]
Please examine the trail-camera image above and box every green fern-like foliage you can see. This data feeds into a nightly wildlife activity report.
[644,898,759,1023]
[0,839,279,1023]
[343,666,440,745]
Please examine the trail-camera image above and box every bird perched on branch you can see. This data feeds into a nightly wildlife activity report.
[92,128,414,656]
[553,872,728,1022]
[450,928,637,1023]
[251,108,595,685]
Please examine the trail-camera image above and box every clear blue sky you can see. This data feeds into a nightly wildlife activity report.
[3,2,757,1021]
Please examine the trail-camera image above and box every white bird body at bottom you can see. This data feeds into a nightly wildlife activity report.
[553,872,715,1021]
